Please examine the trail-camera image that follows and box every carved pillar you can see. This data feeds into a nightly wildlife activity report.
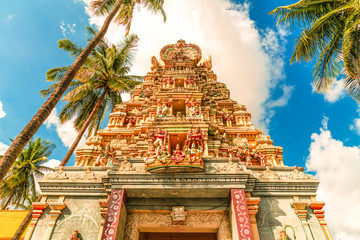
[43,196,66,240]
[245,193,260,240]
[97,199,109,240]
[230,189,254,240]
[101,189,127,240]
[308,201,333,240]
[291,200,314,240]
[24,196,48,240]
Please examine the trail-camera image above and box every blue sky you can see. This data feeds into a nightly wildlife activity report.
[0,0,360,238]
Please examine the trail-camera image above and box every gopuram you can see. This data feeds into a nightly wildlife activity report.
[28,40,332,240]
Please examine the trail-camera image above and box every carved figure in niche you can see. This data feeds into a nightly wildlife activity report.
[227,145,236,161]
[171,144,186,163]
[139,89,151,98]
[223,114,234,127]
[187,127,205,141]
[50,166,69,180]
[144,145,157,165]
[77,166,97,180]
[236,143,252,166]
[125,116,136,128]
[157,145,171,164]
[254,151,266,166]
[163,77,174,89]
[266,154,282,166]
[117,156,134,171]
[185,98,201,117]
[70,229,80,240]
[150,128,168,154]
[157,99,173,117]
[185,143,203,163]
[185,76,195,88]
[94,145,116,167]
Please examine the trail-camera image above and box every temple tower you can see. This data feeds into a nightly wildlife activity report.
[30,40,332,240]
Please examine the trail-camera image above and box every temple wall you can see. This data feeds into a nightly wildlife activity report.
[31,196,102,240]
[256,196,325,240]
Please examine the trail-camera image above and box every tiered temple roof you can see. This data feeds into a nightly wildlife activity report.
[75,39,284,172]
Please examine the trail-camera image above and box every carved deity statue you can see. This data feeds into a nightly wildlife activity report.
[171,144,186,163]
[157,145,171,164]
[162,77,174,89]
[117,156,134,171]
[185,98,201,117]
[185,76,195,88]
[77,166,97,180]
[70,230,80,240]
[185,143,203,163]
[94,145,116,167]
[223,114,234,127]
[157,99,173,117]
[125,116,136,128]
[50,166,69,180]
[144,145,157,165]
[254,151,266,166]
[150,128,168,154]
[110,136,127,149]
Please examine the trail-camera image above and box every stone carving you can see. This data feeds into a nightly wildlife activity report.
[110,136,127,149]
[258,167,280,180]
[94,145,116,167]
[171,144,186,163]
[144,145,157,166]
[185,98,201,117]
[117,156,134,171]
[223,113,234,127]
[150,128,168,154]
[124,211,231,240]
[288,166,310,180]
[76,166,97,180]
[221,161,247,172]
[157,98,173,117]
[69,229,80,240]
[49,166,69,180]
[157,145,171,164]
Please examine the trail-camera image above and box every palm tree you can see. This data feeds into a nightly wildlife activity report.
[0,0,166,180]
[41,30,142,166]
[0,138,55,210]
[270,0,360,100]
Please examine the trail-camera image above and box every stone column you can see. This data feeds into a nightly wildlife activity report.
[97,199,109,240]
[24,196,48,240]
[245,193,260,240]
[101,189,127,240]
[230,189,254,240]
[308,201,333,240]
[43,196,66,240]
[291,200,314,240]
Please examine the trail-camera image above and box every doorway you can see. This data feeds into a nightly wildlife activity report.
[139,232,217,240]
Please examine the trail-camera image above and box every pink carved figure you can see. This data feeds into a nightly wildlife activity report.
[125,116,136,128]
[171,144,186,163]
[150,128,168,154]
[223,114,234,127]
[255,152,266,166]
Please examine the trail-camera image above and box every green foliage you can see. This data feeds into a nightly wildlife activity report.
[0,138,55,209]
[41,27,143,136]
[270,0,360,101]
[90,0,166,36]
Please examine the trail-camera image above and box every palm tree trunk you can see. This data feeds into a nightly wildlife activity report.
[1,191,14,210]
[11,195,42,240]
[0,0,124,181]
[61,90,107,166]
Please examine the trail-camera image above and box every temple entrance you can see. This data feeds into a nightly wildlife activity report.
[139,232,217,240]
[124,210,231,240]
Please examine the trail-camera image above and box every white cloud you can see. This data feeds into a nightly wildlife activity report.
[323,79,346,103]
[350,106,360,135]
[42,159,61,169]
[82,0,289,131]
[0,142,9,155]
[0,101,6,118]
[44,108,86,148]
[6,14,14,21]
[60,21,76,37]
[306,117,360,239]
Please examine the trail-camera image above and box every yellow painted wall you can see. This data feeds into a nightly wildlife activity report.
[0,210,29,240]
